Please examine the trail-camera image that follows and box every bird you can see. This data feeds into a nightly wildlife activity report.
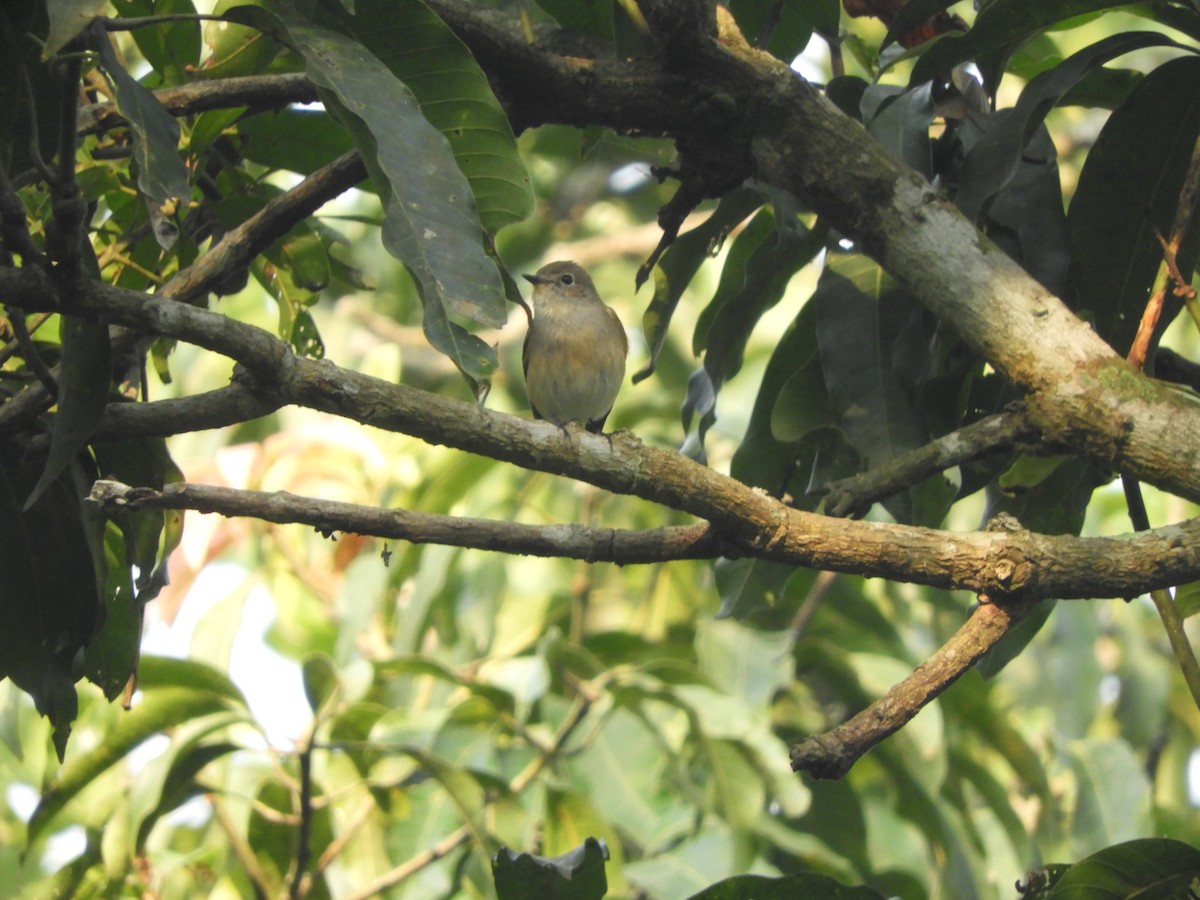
[522,261,627,433]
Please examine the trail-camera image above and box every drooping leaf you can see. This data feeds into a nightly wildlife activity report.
[814,255,952,524]
[28,680,246,842]
[0,439,100,759]
[44,0,107,57]
[863,82,935,178]
[910,0,1143,91]
[634,188,763,384]
[343,0,534,233]
[955,31,1185,223]
[229,10,504,386]
[24,315,110,510]
[92,24,192,249]
[1067,56,1200,357]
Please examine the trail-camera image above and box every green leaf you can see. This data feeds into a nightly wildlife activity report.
[344,0,534,233]
[1067,56,1200,357]
[92,25,192,249]
[881,0,960,49]
[493,837,610,900]
[1047,838,1200,898]
[910,1,1143,91]
[24,315,110,510]
[111,0,202,83]
[955,31,1184,223]
[232,10,504,385]
[863,83,935,178]
[1066,739,1152,856]
[0,440,100,759]
[813,256,947,524]
[634,188,763,385]
[44,0,107,56]
[28,683,245,842]
[687,872,888,899]
[533,0,615,40]
[238,109,356,176]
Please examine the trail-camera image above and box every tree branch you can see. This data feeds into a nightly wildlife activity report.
[791,599,1026,778]
[820,408,1043,518]
[77,73,317,136]
[88,479,723,563]
[3,270,1199,599]
[423,0,1200,508]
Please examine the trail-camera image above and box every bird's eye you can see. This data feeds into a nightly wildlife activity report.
[560,274,574,285]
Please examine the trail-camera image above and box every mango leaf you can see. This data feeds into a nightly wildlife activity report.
[955,31,1184,223]
[881,0,959,49]
[532,0,614,40]
[1045,840,1200,897]
[687,205,824,449]
[728,0,838,63]
[44,0,107,56]
[231,10,504,386]
[910,0,1140,91]
[28,679,246,842]
[92,25,191,249]
[1067,56,1200,357]
[814,255,951,525]
[688,872,887,899]
[493,837,609,900]
[634,188,762,384]
[863,83,935,178]
[23,316,110,510]
[342,0,534,233]
[0,439,100,759]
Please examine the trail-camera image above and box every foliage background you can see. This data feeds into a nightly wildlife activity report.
[1,0,1200,898]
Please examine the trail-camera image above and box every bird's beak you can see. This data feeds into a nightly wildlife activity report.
[523,273,547,285]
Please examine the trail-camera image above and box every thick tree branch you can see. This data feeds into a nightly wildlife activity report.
[424,0,1200,508]
[7,268,1200,601]
[88,479,722,563]
[791,600,1026,778]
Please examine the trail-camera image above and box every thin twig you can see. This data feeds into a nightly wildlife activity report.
[8,312,58,395]
[289,742,314,899]
[1122,475,1200,713]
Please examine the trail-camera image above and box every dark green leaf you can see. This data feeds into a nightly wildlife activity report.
[494,837,610,900]
[910,1,1147,91]
[24,315,110,509]
[532,0,614,40]
[955,31,1183,223]
[0,439,100,759]
[92,25,192,249]
[634,188,763,384]
[344,0,534,233]
[28,682,245,841]
[687,872,887,899]
[238,109,356,176]
[232,11,504,385]
[1067,56,1200,356]
[863,83,935,178]
[1047,839,1199,898]
[44,0,107,56]
[814,256,948,524]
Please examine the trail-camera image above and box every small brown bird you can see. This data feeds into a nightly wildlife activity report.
[522,261,627,433]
